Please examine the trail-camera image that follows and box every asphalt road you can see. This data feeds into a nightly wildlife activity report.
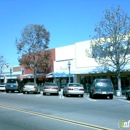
[0,91,129,130]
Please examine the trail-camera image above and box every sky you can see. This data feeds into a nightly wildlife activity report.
[0,0,130,66]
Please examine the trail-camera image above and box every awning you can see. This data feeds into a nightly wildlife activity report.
[53,72,74,77]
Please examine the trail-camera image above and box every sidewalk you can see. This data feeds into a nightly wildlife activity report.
[114,95,126,99]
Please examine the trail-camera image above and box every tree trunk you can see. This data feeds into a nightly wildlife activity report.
[117,69,122,96]
[34,65,37,84]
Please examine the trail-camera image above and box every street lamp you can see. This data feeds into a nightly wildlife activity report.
[68,61,71,83]
[10,68,12,78]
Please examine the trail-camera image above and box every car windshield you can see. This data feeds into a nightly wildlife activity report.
[45,83,57,86]
[69,84,82,87]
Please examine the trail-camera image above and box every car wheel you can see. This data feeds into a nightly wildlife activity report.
[92,94,96,99]
[11,90,14,93]
[6,90,9,93]
[65,93,68,97]
[89,93,92,98]
[43,92,46,95]
[109,94,113,99]
[126,93,130,100]
[81,94,84,97]
[23,92,25,94]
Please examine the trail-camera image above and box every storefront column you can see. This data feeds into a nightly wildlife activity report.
[73,75,80,83]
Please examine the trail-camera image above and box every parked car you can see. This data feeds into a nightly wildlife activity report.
[0,82,6,91]
[63,83,84,97]
[122,86,130,95]
[43,83,59,95]
[126,88,130,100]
[23,82,40,94]
[89,79,114,99]
[6,79,23,93]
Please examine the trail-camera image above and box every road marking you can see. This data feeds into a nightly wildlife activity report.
[36,94,42,97]
[117,99,130,103]
[84,96,97,101]
[0,104,113,130]
[17,93,23,95]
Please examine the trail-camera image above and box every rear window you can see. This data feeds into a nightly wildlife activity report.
[96,79,112,86]
[45,83,57,86]
[69,84,82,87]
[26,82,37,85]
[7,79,17,83]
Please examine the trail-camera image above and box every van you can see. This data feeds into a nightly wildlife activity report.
[5,79,23,93]
[89,79,114,99]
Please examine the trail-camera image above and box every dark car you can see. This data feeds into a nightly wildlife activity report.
[5,79,23,93]
[122,86,130,95]
[89,79,114,99]
[126,88,130,100]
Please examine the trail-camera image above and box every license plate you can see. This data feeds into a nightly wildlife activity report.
[102,91,106,94]
[74,88,78,90]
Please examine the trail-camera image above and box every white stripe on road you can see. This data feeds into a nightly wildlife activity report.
[84,96,97,101]
[117,99,130,103]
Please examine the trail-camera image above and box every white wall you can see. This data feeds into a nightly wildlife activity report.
[54,60,75,73]
[54,40,100,74]
[75,40,99,68]
[55,44,75,61]
[54,45,76,73]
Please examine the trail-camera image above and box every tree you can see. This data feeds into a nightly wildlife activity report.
[86,6,130,94]
[0,55,8,83]
[16,24,51,83]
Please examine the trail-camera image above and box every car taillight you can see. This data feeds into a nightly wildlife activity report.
[52,88,58,90]
[68,88,73,90]
[16,84,18,87]
[79,88,84,91]
[34,86,37,88]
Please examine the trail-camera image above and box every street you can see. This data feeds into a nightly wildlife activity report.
[0,91,129,130]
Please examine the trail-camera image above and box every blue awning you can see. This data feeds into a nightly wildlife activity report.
[53,72,74,77]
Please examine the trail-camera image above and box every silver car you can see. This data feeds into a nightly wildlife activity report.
[23,82,40,94]
[43,83,59,95]
[63,83,84,97]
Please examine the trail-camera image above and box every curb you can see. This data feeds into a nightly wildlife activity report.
[114,95,126,99]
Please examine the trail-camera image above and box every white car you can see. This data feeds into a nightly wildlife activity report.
[23,82,40,94]
[43,83,59,95]
[0,83,6,91]
[63,83,84,97]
